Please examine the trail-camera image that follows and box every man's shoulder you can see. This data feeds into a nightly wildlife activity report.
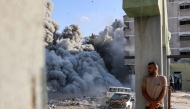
[158,75,166,78]
[158,75,167,80]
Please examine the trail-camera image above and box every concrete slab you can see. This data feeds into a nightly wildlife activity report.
[123,0,162,17]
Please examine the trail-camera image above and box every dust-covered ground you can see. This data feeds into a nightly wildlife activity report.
[46,91,190,109]
[171,91,190,109]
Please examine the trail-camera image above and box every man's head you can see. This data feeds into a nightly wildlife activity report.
[148,62,158,77]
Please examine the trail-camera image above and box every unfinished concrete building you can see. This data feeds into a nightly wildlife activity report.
[168,0,190,63]
[123,0,190,64]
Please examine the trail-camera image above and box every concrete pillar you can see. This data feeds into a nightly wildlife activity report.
[167,58,171,109]
[0,0,45,109]
[163,47,168,109]
[167,59,170,81]
[123,0,171,108]
[134,16,163,108]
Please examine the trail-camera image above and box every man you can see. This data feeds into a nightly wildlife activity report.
[142,62,167,109]
[169,75,175,92]
[177,78,181,90]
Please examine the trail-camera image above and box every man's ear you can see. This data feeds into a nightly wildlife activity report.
[154,65,158,70]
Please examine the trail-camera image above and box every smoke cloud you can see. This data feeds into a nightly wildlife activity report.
[44,0,60,45]
[44,0,135,94]
[91,19,132,85]
[46,24,122,94]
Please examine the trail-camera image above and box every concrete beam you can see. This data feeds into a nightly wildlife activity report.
[167,55,190,58]
[125,55,190,59]
[123,0,162,17]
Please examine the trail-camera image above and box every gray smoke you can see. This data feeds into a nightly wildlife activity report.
[46,24,122,94]
[96,19,132,85]
[98,19,125,41]
[59,24,81,43]
[43,0,135,94]
[44,0,60,45]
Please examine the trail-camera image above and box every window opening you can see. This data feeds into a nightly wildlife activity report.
[180,35,190,41]
[124,22,130,29]
[180,20,190,25]
[180,4,190,10]
[180,52,190,55]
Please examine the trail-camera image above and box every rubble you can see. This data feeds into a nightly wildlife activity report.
[47,94,109,109]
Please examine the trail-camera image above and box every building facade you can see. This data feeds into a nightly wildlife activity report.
[168,0,190,63]
[123,15,135,66]
[124,0,190,64]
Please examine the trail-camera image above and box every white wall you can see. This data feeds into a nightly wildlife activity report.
[0,0,45,109]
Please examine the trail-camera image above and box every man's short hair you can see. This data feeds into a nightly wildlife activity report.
[148,62,158,66]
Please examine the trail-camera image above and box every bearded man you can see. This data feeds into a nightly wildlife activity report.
[142,62,167,109]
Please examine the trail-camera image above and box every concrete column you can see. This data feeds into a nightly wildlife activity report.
[167,59,170,81]
[0,0,45,109]
[134,16,163,109]
[163,47,168,109]
[168,58,170,109]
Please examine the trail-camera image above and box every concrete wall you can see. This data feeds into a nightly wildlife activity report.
[123,0,162,17]
[168,18,179,33]
[171,49,180,55]
[180,25,190,32]
[134,15,163,109]
[180,9,190,16]
[123,15,134,36]
[123,15,134,22]
[167,0,190,59]
[123,15,135,58]
[168,33,180,55]
[169,34,180,56]
[170,64,190,91]
[0,0,45,109]
[170,34,180,47]
[128,22,135,35]
[167,2,179,18]
[180,41,190,47]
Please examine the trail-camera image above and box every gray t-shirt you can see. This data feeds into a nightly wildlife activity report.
[142,75,167,107]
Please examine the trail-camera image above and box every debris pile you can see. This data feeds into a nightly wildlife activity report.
[47,95,109,109]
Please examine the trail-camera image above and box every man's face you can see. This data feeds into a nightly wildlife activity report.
[148,64,156,76]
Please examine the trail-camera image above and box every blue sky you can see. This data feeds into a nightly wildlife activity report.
[51,0,126,37]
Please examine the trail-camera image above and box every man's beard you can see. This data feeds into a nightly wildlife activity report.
[149,72,155,76]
